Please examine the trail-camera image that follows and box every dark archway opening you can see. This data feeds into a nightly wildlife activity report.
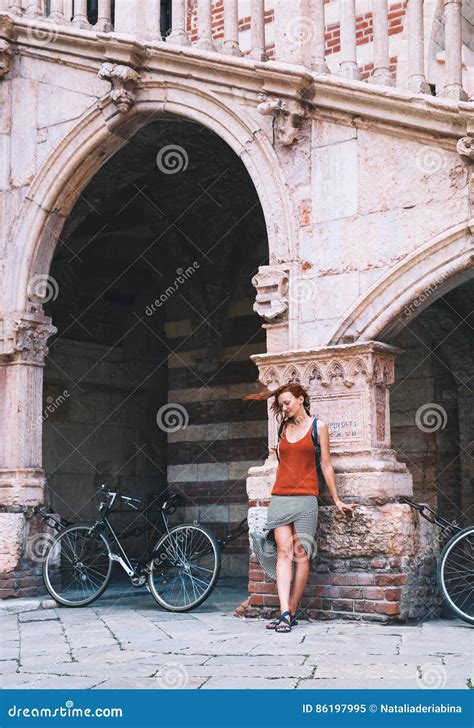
[41,119,269,597]
[388,277,473,617]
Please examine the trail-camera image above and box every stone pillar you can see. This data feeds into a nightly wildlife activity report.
[95,0,113,32]
[406,0,430,94]
[0,312,57,599]
[245,342,440,623]
[339,0,361,80]
[311,0,330,74]
[250,0,267,61]
[48,0,66,24]
[274,0,312,67]
[167,0,191,46]
[369,0,395,86]
[195,0,215,52]
[222,0,241,56]
[441,0,467,101]
[71,0,90,28]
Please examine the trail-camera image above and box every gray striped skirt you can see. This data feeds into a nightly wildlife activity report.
[250,495,319,581]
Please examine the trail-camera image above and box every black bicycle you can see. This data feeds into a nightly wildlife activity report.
[402,497,473,625]
[38,485,223,611]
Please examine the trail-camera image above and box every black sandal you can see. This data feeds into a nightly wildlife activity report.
[266,612,298,629]
[274,610,292,633]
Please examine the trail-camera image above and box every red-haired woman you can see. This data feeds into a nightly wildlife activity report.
[244,383,357,633]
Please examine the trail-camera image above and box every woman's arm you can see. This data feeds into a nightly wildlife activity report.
[318,421,357,517]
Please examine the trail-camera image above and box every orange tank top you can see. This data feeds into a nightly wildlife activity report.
[271,419,319,497]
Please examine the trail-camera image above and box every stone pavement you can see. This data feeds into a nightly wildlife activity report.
[0,579,472,691]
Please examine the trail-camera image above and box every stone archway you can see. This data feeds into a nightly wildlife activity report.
[0,84,292,597]
[328,221,474,346]
[3,84,295,314]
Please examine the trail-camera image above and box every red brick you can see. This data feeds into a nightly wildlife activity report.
[376,574,406,586]
[374,601,401,615]
[333,573,375,586]
[331,599,354,612]
[340,587,364,599]
[354,600,378,613]
[363,587,385,600]
[384,587,402,601]
[370,558,387,569]
[249,581,276,594]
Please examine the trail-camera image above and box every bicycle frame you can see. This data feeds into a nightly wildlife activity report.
[87,490,176,579]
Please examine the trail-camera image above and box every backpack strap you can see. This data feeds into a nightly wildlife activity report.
[276,419,286,463]
[311,417,325,486]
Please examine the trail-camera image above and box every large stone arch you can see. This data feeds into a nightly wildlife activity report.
[4,82,295,313]
[328,220,474,345]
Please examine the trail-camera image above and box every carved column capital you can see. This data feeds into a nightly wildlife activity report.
[251,265,289,322]
[0,314,57,365]
[98,62,140,113]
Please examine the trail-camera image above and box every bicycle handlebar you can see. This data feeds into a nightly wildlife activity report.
[98,485,142,510]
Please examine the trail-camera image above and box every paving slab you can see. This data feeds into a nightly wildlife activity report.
[1,589,471,690]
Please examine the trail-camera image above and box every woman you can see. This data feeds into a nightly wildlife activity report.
[244,382,357,633]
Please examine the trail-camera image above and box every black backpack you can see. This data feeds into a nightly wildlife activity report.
[276,417,326,491]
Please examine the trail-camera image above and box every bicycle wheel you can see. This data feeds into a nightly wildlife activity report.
[147,523,221,611]
[43,524,112,607]
[437,526,474,625]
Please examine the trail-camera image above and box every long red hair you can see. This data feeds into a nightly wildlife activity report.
[243,382,311,423]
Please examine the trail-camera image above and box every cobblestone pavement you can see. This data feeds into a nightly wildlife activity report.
[1,580,472,690]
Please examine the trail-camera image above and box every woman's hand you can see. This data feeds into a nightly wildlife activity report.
[334,498,357,517]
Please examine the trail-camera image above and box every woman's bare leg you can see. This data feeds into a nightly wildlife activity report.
[270,524,294,619]
[288,526,310,615]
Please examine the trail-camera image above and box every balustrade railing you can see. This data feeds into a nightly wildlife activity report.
[1,0,470,100]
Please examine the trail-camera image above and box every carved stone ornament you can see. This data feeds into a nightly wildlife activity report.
[257,93,306,146]
[98,62,140,113]
[0,39,13,79]
[457,136,474,160]
[252,266,289,321]
[10,319,57,364]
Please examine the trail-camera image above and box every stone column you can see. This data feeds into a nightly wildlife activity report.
[274,0,312,67]
[95,0,113,32]
[245,342,440,623]
[167,0,191,46]
[195,0,215,52]
[250,0,267,61]
[222,0,241,56]
[311,0,330,74]
[369,0,395,86]
[48,0,66,24]
[0,312,57,599]
[406,0,430,94]
[339,0,361,79]
[441,0,467,101]
[71,0,90,28]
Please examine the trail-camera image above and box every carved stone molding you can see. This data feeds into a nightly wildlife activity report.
[251,341,404,456]
[0,39,13,79]
[257,84,314,146]
[98,62,140,113]
[251,265,289,322]
[0,314,57,365]
[253,342,398,390]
